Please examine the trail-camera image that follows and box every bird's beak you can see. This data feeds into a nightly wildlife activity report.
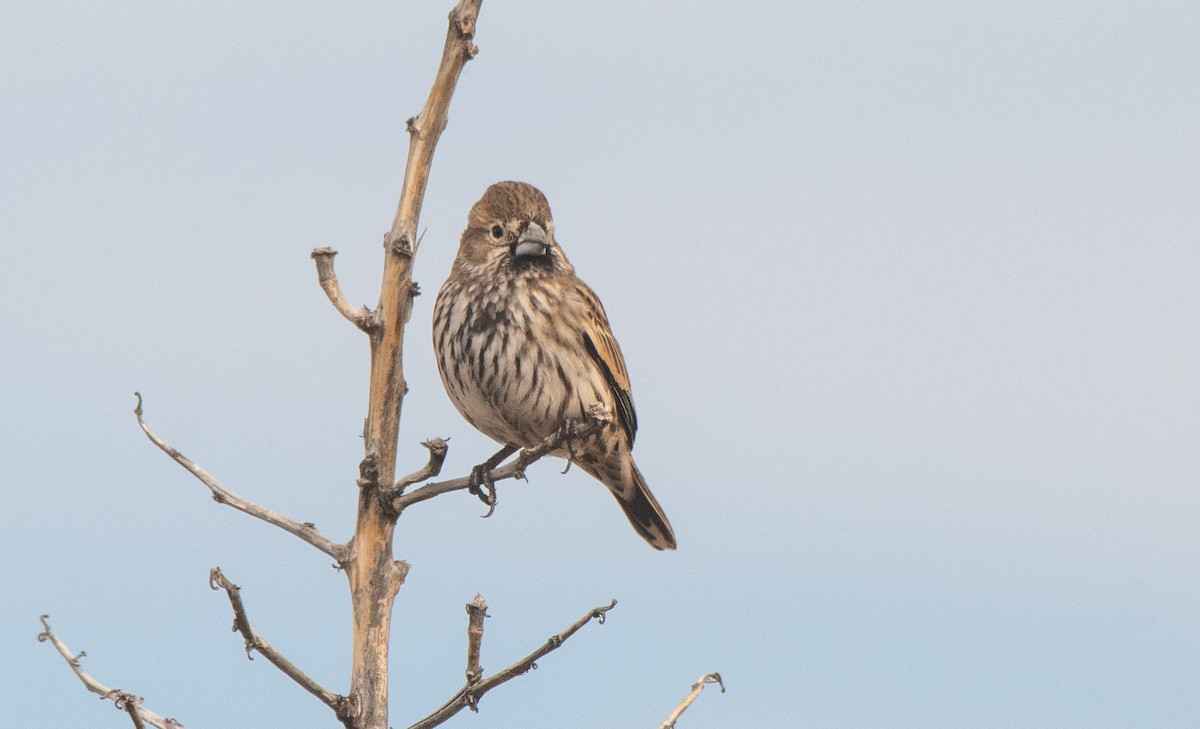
[513,221,550,258]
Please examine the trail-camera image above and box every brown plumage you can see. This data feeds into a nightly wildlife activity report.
[432,181,676,550]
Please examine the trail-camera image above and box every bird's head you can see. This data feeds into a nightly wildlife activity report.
[455,181,573,277]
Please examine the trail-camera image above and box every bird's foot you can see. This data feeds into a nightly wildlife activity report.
[467,444,516,518]
[468,463,498,518]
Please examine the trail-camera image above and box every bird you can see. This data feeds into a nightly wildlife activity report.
[432,181,676,550]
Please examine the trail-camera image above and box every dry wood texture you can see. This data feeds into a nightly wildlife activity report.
[347,3,482,727]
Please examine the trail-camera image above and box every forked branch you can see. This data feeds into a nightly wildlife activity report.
[393,403,612,513]
[405,599,618,729]
[134,393,348,566]
[658,673,726,729]
[209,568,357,724]
[37,616,183,729]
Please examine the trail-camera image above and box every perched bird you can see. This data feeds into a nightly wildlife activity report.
[433,181,676,550]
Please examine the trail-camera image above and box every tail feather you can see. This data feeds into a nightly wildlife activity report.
[613,464,676,550]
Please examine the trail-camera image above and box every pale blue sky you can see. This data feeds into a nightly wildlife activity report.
[3,2,1198,727]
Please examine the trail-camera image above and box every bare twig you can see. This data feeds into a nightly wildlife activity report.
[394,403,611,513]
[311,246,376,332]
[405,599,617,729]
[209,568,357,724]
[134,392,348,566]
[389,438,450,495]
[37,615,183,729]
[658,673,725,729]
[464,594,487,685]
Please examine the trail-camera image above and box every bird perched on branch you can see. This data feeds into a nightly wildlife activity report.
[433,181,676,550]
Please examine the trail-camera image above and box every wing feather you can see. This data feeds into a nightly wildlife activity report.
[576,284,638,444]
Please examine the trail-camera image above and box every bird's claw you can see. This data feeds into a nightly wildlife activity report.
[480,489,497,518]
[468,463,498,517]
[560,437,580,474]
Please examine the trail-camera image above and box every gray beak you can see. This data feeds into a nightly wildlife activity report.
[513,221,549,258]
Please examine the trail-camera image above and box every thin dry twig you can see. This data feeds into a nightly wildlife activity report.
[209,568,357,724]
[390,438,450,495]
[134,392,348,565]
[405,599,618,729]
[464,594,487,685]
[37,615,183,729]
[394,403,611,513]
[658,673,726,729]
[311,246,376,332]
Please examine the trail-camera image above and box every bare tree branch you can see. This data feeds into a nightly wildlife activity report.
[405,599,617,729]
[348,4,482,726]
[394,403,611,513]
[209,568,357,724]
[134,392,348,566]
[311,246,376,332]
[658,673,725,729]
[37,615,184,729]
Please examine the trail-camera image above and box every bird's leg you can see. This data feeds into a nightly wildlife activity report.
[470,444,518,493]
[469,444,518,517]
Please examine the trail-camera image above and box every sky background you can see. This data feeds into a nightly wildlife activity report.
[3,1,1198,727]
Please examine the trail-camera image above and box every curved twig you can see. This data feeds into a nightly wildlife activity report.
[37,615,184,729]
[390,438,450,495]
[311,246,377,332]
[405,599,618,729]
[658,673,726,729]
[133,392,348,566]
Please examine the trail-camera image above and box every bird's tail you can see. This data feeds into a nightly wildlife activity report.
[612,463,677,550]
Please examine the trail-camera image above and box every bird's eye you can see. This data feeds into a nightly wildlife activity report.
[490,225,504,239]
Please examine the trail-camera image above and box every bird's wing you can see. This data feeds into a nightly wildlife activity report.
[576,283,638,445]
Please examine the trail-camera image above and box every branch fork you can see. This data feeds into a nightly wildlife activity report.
[38,615,183,729]
[406,597,618,729]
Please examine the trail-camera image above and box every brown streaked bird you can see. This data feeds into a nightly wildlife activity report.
[433,181,676,550]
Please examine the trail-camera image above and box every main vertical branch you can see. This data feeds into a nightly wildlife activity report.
[350,3,482,729]
[366,0,481,474]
